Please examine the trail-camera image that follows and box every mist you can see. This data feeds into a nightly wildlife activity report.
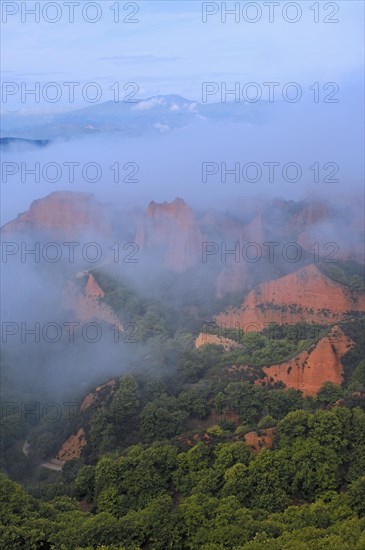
[2,74,364,224]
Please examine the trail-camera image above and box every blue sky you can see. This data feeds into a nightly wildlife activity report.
[1,0,364,111]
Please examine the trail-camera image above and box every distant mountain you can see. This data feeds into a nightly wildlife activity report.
[1,191,112,238]
[215,264,365,328]
[2,191,364,299]
[2,191,364,401]
[0,137,51,150]
[1,94,266,140]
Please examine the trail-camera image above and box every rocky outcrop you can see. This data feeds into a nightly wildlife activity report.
[288,201,331,232]
[80,378,118,412]
[258,326,354,396]
[244,428,275,453]
[216,264,365,329]
[84,272,105,298]
[195,332,240,351]
[56,428,86,461]
[244,210,265,243]
[1,191,112,237]
[135,197,203,271]
[63,272,123,330]
[57,379,118,462]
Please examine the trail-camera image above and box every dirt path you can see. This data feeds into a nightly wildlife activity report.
[40,458,65,471]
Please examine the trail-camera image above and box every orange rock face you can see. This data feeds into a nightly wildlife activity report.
[63,272,123,330]
[1,191,112,237]
[195,332,240,351]
[56,428,86,461]
[259,326,354,396]
[216,264,365,329]
[244,428,275,453]
[135,197,203,272]
[84,273,105,298]
[288,201,331,232]
[80,379,118,412]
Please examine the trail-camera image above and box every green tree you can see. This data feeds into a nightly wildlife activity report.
[73,465,95,502]
[348,475,365,516]
[140,397,187,442]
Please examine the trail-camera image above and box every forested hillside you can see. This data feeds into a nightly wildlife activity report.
[1,308,365,548]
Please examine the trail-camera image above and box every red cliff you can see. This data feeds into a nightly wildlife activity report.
[135,197,203,271]
[288,201,331,231]
[56,428,87,461]
[258,325,354,396]
[1,191,112,237]
[215,264,365,329]
[63,272,123,330]
[244,428,275,453]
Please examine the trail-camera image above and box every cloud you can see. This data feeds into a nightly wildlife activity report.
[132,97,166,111]
[97,55,181,64]
[153,122,170,132]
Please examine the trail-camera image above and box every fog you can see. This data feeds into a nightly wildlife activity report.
[2,76,364,222]
[1,78,364,406]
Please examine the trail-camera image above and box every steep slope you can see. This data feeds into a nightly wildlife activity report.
[258,325,354,396]
[56,428,87,461]
[195,332,240,351]
[63,272,123,330]
[215,211,266,297]
[56,379,118,463]
[135,197,203,271]
[244,428,275,453]
[80,379,118,412]
[215,264,365,329]
[1,191,112,237]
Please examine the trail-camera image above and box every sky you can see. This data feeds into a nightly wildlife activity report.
[0,1,364,218]
[0,3,364,397]
[1,0,364,110]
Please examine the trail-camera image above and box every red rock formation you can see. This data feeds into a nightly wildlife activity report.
[135,197,203,271]
[289,201,331,231]
[244,210,265,243]
[57,379,118,461]
[195,332,240,351]
[80,378,118,412]
[1,191,112,237]
[63,272,123,330]
[215,262,249,298]
[216,264,365,329]
[258,326,354,396]
[56,428,86,461]
[244,428,275,453]
[84,273,105,298]
[285,199,364,263]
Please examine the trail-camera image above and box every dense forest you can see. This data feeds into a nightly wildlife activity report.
[1,269,365,549]
[1,395,365,548]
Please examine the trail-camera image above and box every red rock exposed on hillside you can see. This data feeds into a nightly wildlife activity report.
[135,197,203,271]
[215,264,365,329]
[56,428,86,461]
[244,428,275,453]
[288,201,331,231]
[57,379,118,462]
[244,210,265,243]
[84,272,105,298]
[1,191,112,237]
[258,326,354,396]
[195,332,240,351]
[80,378,118,412]
[63,272,123,330]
